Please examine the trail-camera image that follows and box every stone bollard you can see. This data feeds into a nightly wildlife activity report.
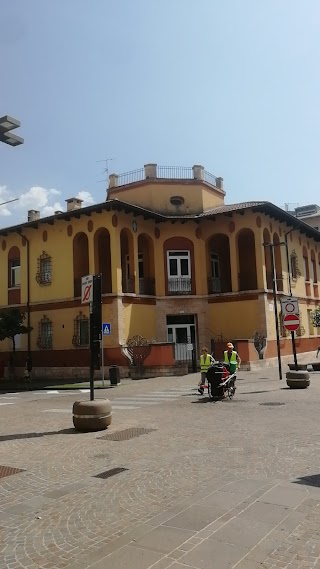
[73,399,112,432]
[312,362,320,372]
[286,370,310,389]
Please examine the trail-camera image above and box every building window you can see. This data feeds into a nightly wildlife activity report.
[167,250,191,294]
[9,259,21,287]
[290,251,299,280]
[138,253,144,279]
[210,253,220,279]
[312,258,317,282]
[36,252,52,285]
[168,251,190,278]
[308,309,315,336]
[303,251,310,281]
[72,312,89,347]
[37,316,53,349]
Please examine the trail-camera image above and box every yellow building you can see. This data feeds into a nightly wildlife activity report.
[0,163,319,377]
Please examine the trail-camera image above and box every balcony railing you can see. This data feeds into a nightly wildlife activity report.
[208,277,222,294]
[168,277,192,295]
[139,277,155,295]
[110,164,219,189]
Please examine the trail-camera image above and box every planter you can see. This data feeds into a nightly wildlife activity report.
[129,365,146,380]
[288,363,308,371]
[286,370,310,389]
[312,362,320,372]
[73,398,112,432]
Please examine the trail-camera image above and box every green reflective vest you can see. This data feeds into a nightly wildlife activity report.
[200,354,213,373]
[224,350,238,373]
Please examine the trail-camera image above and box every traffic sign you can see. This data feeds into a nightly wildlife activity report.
[280,296,299,316]
[102,323,111,336]
[283,313,300,332]
[81,275,93,304]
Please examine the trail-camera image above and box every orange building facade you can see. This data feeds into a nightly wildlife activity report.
[0,163,319,378]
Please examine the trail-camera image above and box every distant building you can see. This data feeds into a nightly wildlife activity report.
[294,204,320,232]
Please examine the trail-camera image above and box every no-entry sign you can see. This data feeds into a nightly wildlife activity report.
[283,313,300,332]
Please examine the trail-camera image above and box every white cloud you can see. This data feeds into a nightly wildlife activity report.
[0,183,96,228]
[20,186,57,209]
[77,190,94,205]
[0,206,12,217]
[42,202,64,217]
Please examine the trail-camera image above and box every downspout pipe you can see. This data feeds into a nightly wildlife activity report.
[19,233,31,366]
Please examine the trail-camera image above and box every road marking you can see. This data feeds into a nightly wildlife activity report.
[112,405,140,410]
[0,402,14,406]
[43,409,70,413]
[79,389,90,393]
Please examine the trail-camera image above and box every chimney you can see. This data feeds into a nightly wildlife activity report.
[192,165,204,180]
[65,197,83,212]
[28,210,40,222]
[109,173,119,189]
[144,163,157,179]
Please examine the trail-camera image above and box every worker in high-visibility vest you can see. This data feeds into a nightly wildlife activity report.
[224,342,241,374]
[198,347,215,394]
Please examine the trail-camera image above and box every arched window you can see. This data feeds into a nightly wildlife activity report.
[263,229,272,289]
[138,234,155,295]
[207,234,232,293]
[8,246,20,288]
[311,250,317,282]
[94,229,112,294]
[303,246,309,281]
[163,236,195,295]
[237,229,257,290]
[73,233,89,297]
[120,229,134,293]
[273,233,283,291]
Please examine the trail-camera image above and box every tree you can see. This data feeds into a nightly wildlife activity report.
[0,309,31,379]
[311,306,320,328]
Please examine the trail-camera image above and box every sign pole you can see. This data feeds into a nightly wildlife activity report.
[291,331,298,370]
[89,301,94,401]
[270,244,282,380]
[283,234,299,371]
[101,337,105,388]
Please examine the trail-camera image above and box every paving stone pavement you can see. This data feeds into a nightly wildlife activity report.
[1,367,320,568]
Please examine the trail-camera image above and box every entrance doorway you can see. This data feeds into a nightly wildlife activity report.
[166,315,197,370]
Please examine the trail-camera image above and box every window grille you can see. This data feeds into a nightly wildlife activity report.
[37,315,53,349]
[36,252,52,285]
[72,312,89,347]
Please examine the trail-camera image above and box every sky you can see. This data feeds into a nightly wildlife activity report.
[1,0,320,227]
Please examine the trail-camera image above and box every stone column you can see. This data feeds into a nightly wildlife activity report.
[133,234,139,294]
[109,226,122,294]
[229,233,239,292]
[144,164,157,179]
[216,177,224,190]
[192,165,204,180]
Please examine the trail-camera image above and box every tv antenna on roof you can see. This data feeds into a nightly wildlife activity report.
[97,157,116,184]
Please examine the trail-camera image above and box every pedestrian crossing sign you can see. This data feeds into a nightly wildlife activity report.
[102,323,111,336]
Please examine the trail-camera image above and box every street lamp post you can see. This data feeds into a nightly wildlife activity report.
[0,116,24,147]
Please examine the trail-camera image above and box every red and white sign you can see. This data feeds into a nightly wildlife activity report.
[280,296,299,316]
[81,274,93,304]
[283,313,300,332]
